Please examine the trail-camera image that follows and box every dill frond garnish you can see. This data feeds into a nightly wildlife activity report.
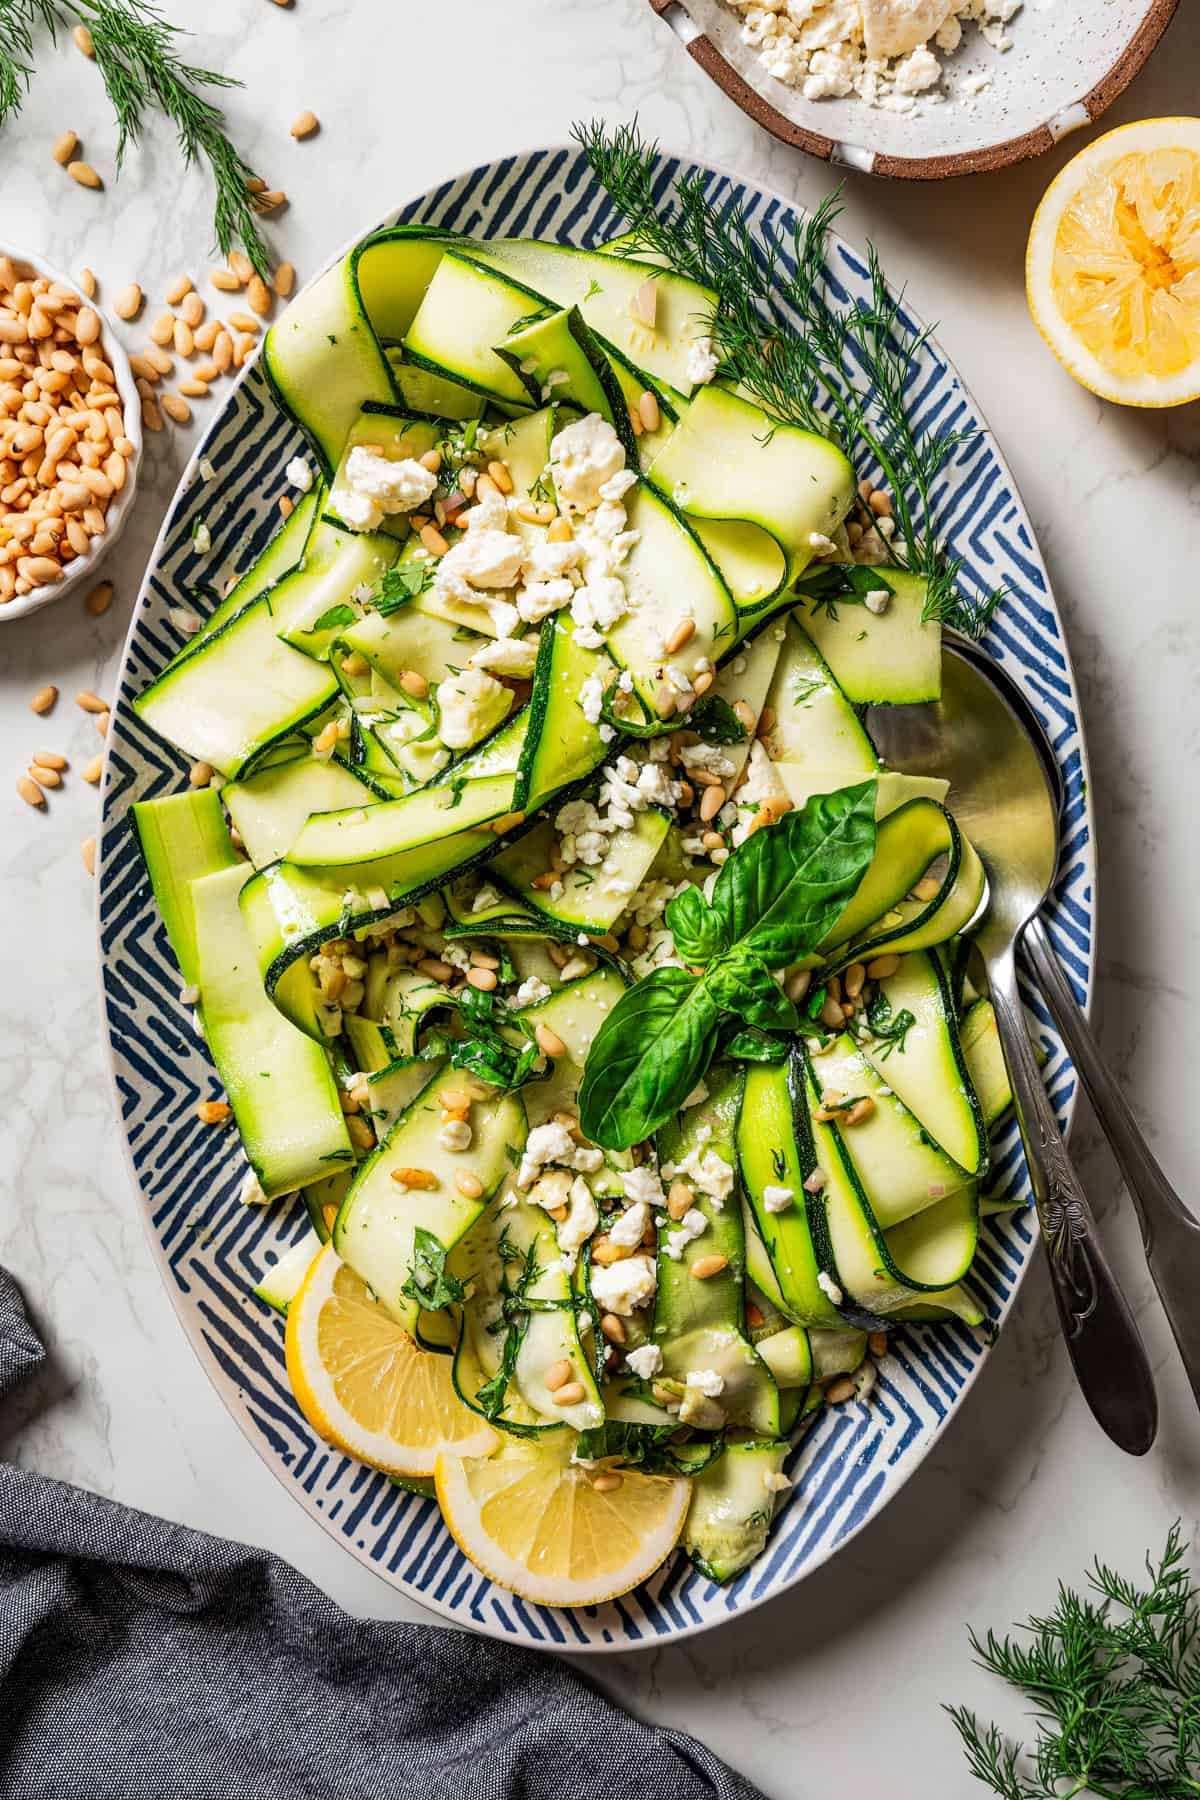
[0,0,270,276]
[573,118,1004,638]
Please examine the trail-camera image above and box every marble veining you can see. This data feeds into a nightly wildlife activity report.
[1,1,1198,1789]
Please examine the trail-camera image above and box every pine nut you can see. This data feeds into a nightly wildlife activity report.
[514,500,555,525]
[67,160,102,189]
[141,398,163,431]
[211,267,240,292]
[843,1097,875,1127]
[94,710,110,737]
[179,378,208,399]
[843,962,866,999]
[149,311,174,346]
[16,774,45,808]
[819,996,845,1030]
[551,1382,586,1407]
[212,331,233,372]
[667,1180,695,1222]
[81,753,102,783]
[544,1359,573,1392]
[246,276,272,318]
[273,262,296,299]
[165,274,192,305]
[826,1377,857,1404]
[193,361,219,383]
[142,344,173,375]
[346,1115,375,1152]
[255,190,288,213]
[691,1254,729,1280]
[416,957,453,982]
[31,751,67,770]
[453,1169,483,1200]
[229,251,254,284]
[76,834,97,877]
[113,283,143,320]
[534,1021,566,1058]
[868,488,893,517]
[27,763,60,788]
[161,394,191,424]
[390,1167,438,1189]
[599,1314,627,1346]
[868,1330,889,1358]
[129,354,159,384]
[784,968,811,1003]
[546,516,572,542]
[188,759,213,787]
[732,699,756,732]
[193,320,219,353]
[465,966,498,994]
[698,783,726,824]
[77,267,96,298]
[399,669,428,699]
[486,459,513,494]
[180,291,204,328]
[663,617,700,660]
[72,23,94,55]
[196,1100,231,1124]
[76,688,106,713]
[172,318,194,357]
[52,130,79,166]
[30,684,57,714]
[866,954,901,979]
[291,109,319,139]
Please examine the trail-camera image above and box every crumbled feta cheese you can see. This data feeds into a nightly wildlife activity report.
[518,1120,578,1188]
[763,1183,794,1214]
[686,1368,725,1398]
[514,975,552,1007]
[803,1167,828,1194]
[661,1147,734,1205]
[599,468,638,503]
[434,668,511,750]
[238,1167,268,1207]
[579,673,605,724]
[517,576,575,623]
[623,1165,665,1210]
[436,527,525,593]
[807,530,840,556]
[590,1253,657,1316]
[625,1343,663,1380]
[686,337,719,386]
[548,413,626,514]
[286,456,313,492]
[468,636,540,677]
[609,1201,651,1248]
[331,447,437,530]
[557,1175,600,1259]
[438,1118,473,1152]
[817,1269,844,1306]
[763,1469,793,1494]
[863,587,891,614]
[661,1207,708,1260]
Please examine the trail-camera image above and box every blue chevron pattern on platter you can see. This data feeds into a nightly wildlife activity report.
[98,146,1094,1653]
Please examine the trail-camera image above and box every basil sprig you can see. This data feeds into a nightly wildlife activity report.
[578,780,878,1148]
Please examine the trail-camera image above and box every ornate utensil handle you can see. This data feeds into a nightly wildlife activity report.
[1023,913,1200,1416]
[987,945,1157,1455]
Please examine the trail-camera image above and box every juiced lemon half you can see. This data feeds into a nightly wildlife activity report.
[1026,118,1200,407]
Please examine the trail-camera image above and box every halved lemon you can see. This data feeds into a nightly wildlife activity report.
[284,1242,498,1476]
[1027,118,1200,407]
[436,1438,690,1608]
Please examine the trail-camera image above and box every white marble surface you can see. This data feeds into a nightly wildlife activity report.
[2,2,1199,1791]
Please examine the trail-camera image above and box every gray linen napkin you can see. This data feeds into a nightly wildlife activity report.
[0,1269,765,1800]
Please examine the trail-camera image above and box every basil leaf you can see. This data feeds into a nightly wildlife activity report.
[371,562,434,617]
[574,1418,723,1476]
[710,780,877,966]
[708,954,798,1032]
[665,885,728,964]
[720,1024,789,1063]
[578,967,720,1150]
[401,1228,466,1312]
[310,602,358,633]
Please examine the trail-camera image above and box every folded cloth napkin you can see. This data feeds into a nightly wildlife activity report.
[0,1269,764,1800]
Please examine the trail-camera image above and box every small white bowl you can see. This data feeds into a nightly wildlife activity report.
[0,244,143,623]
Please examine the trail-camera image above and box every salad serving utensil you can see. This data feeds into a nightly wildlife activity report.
[904,636,1200,1420]
[866,638,1158,1455]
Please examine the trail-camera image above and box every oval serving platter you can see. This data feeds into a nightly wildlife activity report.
[98,145,1094,1652]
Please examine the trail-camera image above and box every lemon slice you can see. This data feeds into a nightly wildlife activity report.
[436,1438,690,1607]
[285,1243,498,1476]
[1027,118,1200,407]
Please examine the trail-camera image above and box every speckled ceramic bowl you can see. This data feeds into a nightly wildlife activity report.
[0,245,143,623]
[651,0,1179,178]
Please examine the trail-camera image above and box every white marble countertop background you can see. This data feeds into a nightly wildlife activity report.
[2,3,1200,1792]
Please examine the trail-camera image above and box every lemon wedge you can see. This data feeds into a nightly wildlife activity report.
[1026,118,1200,407]
[436,1438,691,1608]
[285,1242,498,1476]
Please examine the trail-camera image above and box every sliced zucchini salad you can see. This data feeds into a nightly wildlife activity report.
[130,220,1016,1607]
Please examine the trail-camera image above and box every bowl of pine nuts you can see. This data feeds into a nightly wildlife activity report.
[0,246,142,621]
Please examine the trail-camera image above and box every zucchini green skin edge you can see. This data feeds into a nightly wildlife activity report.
[129,788,238,986]
[684,1439,790,1585]
[863,946,989,1178]
[654,1068,780,1437]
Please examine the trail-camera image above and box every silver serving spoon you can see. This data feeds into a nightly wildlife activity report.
[930,636,1200,1420]
[866,638,1157,1455]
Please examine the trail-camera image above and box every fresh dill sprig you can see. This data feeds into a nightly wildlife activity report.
[948,1524,1200,1798]
[0,0,270,275]
[573,118,1004,639]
